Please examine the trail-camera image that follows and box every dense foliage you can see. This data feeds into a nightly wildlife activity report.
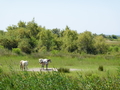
[0,69,120,90]
[0,19,119,54]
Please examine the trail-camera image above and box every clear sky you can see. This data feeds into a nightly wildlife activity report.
[0,0,120,35]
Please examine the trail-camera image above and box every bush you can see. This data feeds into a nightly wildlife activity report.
[98,65,104,71]
[58,67,70,73]
[12,48,21,54]
[114,46,119,52]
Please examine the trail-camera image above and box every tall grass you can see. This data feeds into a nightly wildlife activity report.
[0,67,120,90]
[0,71,79,90]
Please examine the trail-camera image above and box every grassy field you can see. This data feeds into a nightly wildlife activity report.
[0,54,120,89]
[0,54,120,77]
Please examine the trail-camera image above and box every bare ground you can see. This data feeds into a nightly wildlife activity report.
[27,68,81,72]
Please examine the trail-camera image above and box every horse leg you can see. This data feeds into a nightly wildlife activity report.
[20,61,22,70]
[46,64,48,70]
[23,65,25,71]
[41,64,44,70]
[26,66,28,70]
[21,65,23,71]
[25,65,27,71]
[21,66,23,70]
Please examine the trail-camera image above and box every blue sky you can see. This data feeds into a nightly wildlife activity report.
[0,0,120,35]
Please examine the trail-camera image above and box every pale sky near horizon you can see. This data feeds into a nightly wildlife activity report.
[0,0,120,35]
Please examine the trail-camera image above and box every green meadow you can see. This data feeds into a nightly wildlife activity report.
[0,53,120,90]
[0,54,120,75]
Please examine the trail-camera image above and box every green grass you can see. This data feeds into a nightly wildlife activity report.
[0,54,120,89]
[0,68,120,90]
[0,54,120,78]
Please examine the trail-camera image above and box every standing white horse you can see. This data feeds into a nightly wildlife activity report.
[39,58,51,70]
[20,60,28,71]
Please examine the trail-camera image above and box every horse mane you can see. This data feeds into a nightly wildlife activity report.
[47,59,51,62]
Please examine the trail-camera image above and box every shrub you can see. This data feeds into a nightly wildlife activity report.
[114,46,119,52]
[58,67,70,73]
[12,48,21,54]
[98,65,104,71]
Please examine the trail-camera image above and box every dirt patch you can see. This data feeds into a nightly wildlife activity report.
[27,68,81,72]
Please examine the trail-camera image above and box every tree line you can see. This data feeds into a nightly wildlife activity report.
[0,19,117,54]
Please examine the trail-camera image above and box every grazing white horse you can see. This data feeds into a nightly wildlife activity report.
[20,60,28,71]
[39,58,51,70]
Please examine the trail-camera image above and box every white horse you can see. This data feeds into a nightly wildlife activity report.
[39,58,51,70]
[20,60,28,71]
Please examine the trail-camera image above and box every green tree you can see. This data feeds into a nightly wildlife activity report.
[0,30,5,35]
[77,31,94,54]
[18,38,32,54]
[37,29,55,51]
[51,28,61,37]
[100,34,107,38]
[0,37,18,50]
[93,36,108,54]
[5,19,39,53]
[18,21,26,28]
[61,26,78,52]
[6,25,17,31]
[5,28,30,42]
[112,35,117,39]
[26,19,39,38]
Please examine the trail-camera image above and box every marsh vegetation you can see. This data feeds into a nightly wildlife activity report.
[0,20,120,89]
